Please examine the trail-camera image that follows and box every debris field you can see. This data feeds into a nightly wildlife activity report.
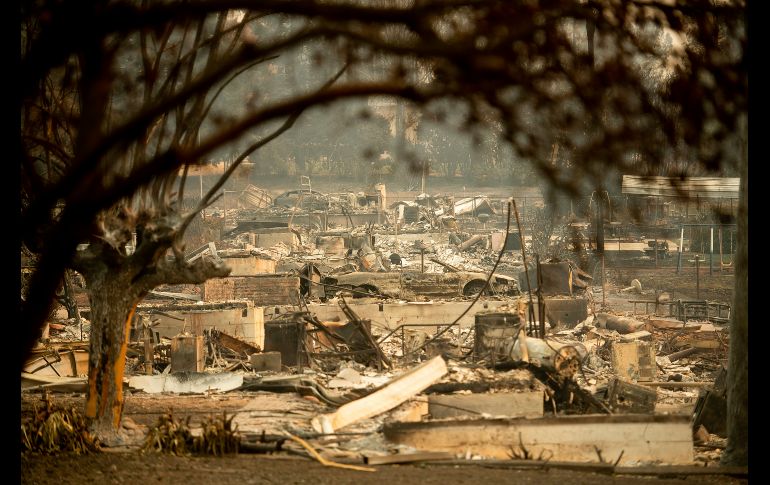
[22,180,738,476]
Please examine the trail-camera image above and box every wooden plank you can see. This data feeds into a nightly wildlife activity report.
[383,414,694,465]
[212,330,261,356]
[363,452,455,465]
[311,356,447,434]
[666,347,700,362]
[428,391,543,419]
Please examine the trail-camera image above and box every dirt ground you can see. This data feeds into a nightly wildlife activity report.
[20,452,749,485]
[18,385,748,484]
[606,267,734,305]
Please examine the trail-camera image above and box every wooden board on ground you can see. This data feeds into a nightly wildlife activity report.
[383,414,693,465]
[363,452,455,465]
[312,356,447,434]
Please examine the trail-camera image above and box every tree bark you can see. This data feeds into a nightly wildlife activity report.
[75,220,230,440]
[83,272,141,441]
[61,270,81,320]
[721,148,747,466]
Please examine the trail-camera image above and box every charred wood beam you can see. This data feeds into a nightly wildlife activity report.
[209,329,261,358]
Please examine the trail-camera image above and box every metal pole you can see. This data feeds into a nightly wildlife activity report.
[536,254,545,339]
[709,226,714,275]
[677,226,684,274]
[719,227,724,273]
[601,253,606,308]
[695,255,701,300]
[512,200,536,335]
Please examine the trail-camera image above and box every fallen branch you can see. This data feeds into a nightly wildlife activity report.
[285,432,375,472]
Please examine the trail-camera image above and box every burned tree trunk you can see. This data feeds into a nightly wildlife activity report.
[82,271,143,439]
[73,211,231,441]
[60,270,81,320]
[721,148,748,466]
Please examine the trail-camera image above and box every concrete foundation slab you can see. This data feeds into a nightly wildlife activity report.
[383,414,694,465]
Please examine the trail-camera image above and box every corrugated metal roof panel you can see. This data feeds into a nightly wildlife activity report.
[621,175,739,199]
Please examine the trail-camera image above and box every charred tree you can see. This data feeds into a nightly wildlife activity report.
[72,208,229,438]
[721,138,748,466]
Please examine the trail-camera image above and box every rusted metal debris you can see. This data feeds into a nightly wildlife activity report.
[262,305,390,371]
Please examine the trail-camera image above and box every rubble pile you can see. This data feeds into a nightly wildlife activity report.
[23,181,737,470]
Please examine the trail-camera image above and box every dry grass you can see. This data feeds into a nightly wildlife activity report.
[142,411,239,456]
[21,392,100,455]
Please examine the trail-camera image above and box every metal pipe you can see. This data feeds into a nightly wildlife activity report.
[709,226,714,275]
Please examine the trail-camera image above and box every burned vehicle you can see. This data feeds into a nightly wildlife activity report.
[321,271,519,300]
[274,189,329,211]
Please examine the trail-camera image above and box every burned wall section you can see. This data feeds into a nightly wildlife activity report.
[203,275,301,306]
